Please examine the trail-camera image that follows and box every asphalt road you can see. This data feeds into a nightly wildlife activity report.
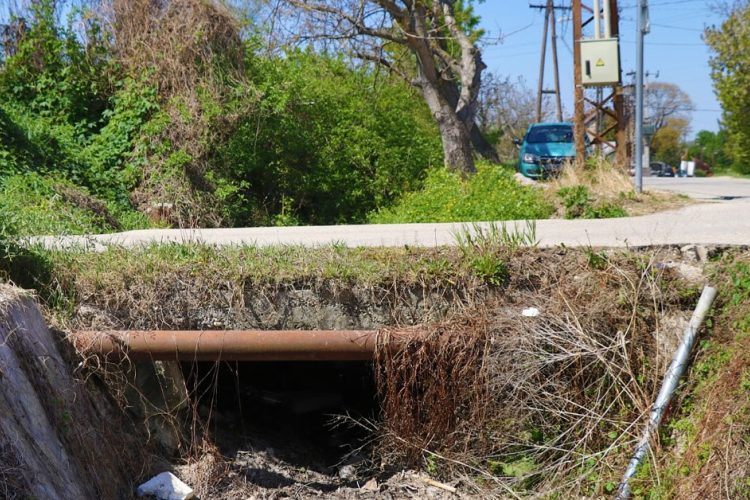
[643,175,750,201]
[33,177,750,251]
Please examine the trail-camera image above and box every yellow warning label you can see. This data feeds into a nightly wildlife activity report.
[596,59,605,67]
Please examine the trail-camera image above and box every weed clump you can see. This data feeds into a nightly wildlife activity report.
[374,317,492,466]
[372,249,686,496]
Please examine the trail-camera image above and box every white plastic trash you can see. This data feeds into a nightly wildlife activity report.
[522,308,540,317]
[136,472,195,500]
[680,160,688,177]
[687,161,696,177]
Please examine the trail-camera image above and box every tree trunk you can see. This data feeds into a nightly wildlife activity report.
[438,112,475,176]
[438,77,499,164]
[421,82,476,175]
[470,124,500,164]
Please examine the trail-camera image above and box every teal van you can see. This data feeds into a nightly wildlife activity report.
[513,122,576,179]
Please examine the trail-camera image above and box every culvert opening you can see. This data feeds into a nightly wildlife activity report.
[182,360,379,465]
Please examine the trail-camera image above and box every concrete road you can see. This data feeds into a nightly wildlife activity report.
[33,177,750,251]
[643,175,750,201]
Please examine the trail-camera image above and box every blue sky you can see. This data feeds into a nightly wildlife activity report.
[475,0,723,137]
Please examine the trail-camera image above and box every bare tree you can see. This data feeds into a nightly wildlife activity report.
[282,0,498,175]
[477,73,548,160]
[645,82,695,133]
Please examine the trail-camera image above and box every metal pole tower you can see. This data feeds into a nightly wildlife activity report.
[532,0,566,122]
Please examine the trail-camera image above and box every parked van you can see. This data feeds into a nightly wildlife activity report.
[513,122,576,179]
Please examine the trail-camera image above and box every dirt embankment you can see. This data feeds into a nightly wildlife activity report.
[0,285,143,499]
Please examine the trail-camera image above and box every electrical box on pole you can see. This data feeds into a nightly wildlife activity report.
[580,38,621,86]
[572,0,628,168]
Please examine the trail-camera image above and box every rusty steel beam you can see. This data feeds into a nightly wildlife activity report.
[73,330,378,362]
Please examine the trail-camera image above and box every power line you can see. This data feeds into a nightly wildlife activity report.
[650,23,705,32]
[621,40,706,46]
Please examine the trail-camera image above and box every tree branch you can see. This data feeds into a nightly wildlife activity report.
[289,0,406,44]
[355,50,416,85]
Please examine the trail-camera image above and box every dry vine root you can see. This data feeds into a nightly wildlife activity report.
[374,316,492,466]
[373,249,683,496]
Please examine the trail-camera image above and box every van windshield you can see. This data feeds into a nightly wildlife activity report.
[526,126,574,144]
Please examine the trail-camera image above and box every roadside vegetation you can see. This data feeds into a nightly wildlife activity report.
[0,0,690,236]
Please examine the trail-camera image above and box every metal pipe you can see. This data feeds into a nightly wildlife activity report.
[593,0,601,39]
[616,286,718,500]
[73,330,378,362]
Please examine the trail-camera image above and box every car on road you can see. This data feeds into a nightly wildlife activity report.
[650,161,675,177]
[513,122,576,179]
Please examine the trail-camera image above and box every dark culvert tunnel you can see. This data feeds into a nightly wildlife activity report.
[181,360,380,466]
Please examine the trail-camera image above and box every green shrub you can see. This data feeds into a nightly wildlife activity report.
[219,51,443,225]
[732,161,750,176]
[369,163,554,223]
[0,173,124,236]
[558,185,628,219]
[558,185,591,219]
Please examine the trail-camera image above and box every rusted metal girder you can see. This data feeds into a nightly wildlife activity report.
[73,330,378,362]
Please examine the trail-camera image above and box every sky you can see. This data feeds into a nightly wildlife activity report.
[474,0,724,137]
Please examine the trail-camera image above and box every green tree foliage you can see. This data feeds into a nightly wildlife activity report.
[705,5,750,174]
[285,0,497,174]
[650,117,689,168]
[0,1,110,126]
[220,50,442,225]
[687,130,732,171]
[0,1,157,232]
[0,0,551,234]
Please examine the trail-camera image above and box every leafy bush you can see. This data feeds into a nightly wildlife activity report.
[0,173,129,236]
[369,162,554,223]
[0,2,110,126]
[219,50,443,226]
[732,161,750,176]
[558,186,590,219]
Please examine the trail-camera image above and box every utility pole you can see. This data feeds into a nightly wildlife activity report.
[634,0,648,193]
[609,0,628,168]
[572,0,586,165]
[531,1,568,122]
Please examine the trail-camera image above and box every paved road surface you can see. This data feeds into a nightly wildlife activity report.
[34,177,750,250]
[643,176,750,201]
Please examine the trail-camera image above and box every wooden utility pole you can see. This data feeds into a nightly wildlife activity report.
[550,2,563,121]
[532,1,565,122]
[572,0,586,165]
[610,0,628,168]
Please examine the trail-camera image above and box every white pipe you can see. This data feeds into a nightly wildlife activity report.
[616,286,718,500]
[593,0,601,39]
[604,0,612,38]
